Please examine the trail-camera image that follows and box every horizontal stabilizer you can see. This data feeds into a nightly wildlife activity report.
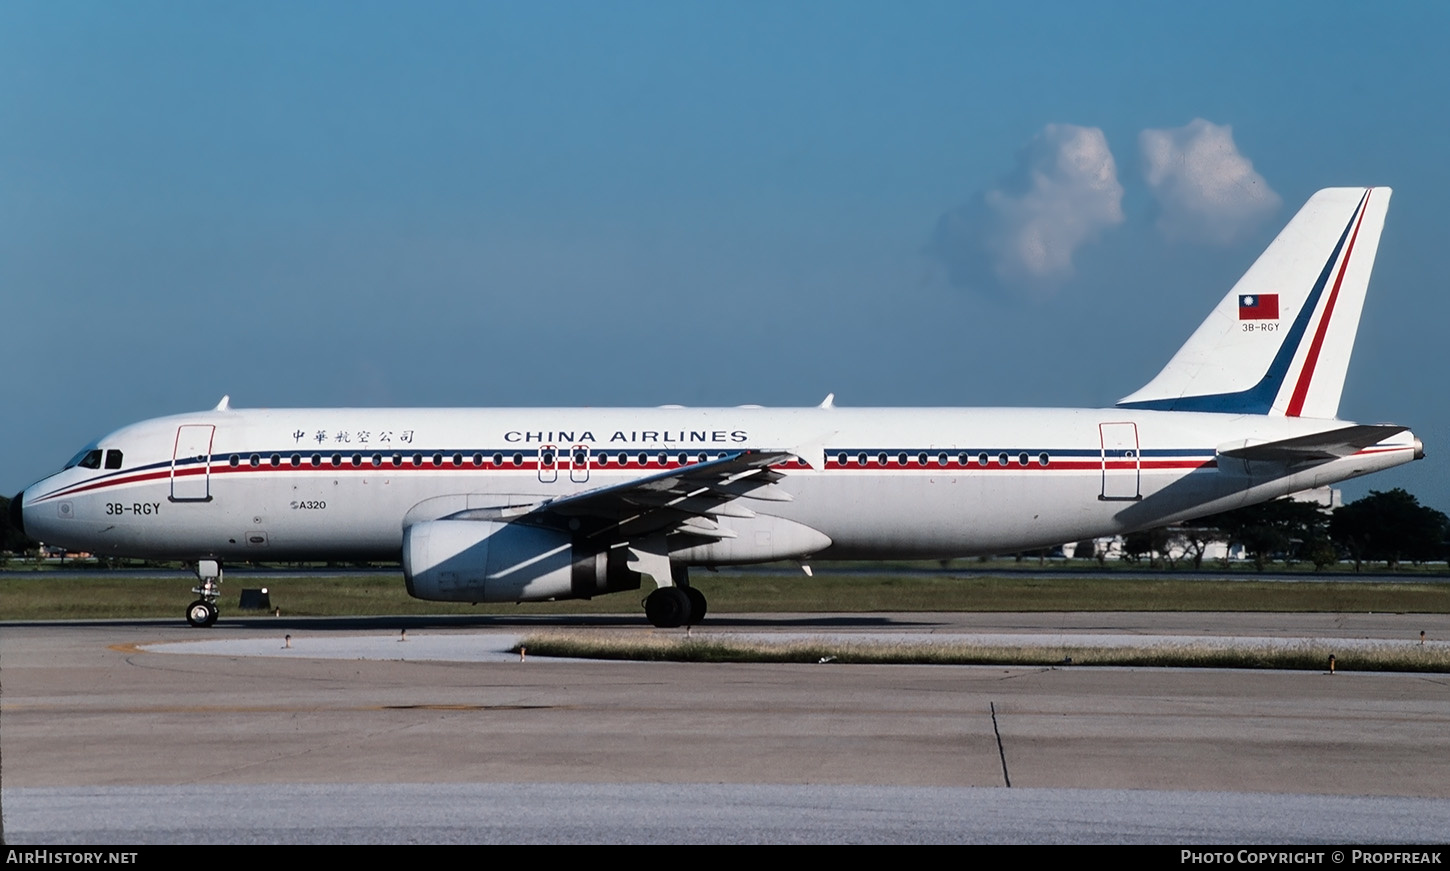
[1217,424,1407,464]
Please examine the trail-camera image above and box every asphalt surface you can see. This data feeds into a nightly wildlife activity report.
[3,612,1449,844]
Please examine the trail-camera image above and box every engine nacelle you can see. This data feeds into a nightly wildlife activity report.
[402,519,640,603]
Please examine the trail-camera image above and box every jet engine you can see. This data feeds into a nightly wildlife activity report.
[402,519,640,603]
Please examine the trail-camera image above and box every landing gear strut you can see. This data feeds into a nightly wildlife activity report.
[185,560,222,627]
[642,564,707,628]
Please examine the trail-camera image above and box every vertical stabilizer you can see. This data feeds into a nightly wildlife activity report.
[1117,187,1390,418]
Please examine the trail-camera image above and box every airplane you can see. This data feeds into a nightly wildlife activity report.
[9,187,1422,628]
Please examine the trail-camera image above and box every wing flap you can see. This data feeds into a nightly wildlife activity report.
[530,449,799,540]
[621,492,759,518]
[542,450,793,515]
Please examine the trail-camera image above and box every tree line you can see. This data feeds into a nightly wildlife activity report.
[0,494,33,558]
[1110,488,1449,571]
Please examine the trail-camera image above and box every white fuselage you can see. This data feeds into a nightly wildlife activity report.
[18,405,1420,566]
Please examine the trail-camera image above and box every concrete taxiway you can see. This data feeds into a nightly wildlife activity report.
[3,612,1449,843]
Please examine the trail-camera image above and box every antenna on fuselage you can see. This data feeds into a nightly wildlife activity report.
[214,395,231,411]
[818,393,835,409]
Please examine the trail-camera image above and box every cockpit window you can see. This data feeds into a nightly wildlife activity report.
[66,449,104,470]
[104,450,123,470]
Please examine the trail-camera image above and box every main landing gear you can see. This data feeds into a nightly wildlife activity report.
[185,560,222,627]
[643,565,707,628]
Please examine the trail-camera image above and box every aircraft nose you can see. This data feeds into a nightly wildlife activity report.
[8,490,24,537]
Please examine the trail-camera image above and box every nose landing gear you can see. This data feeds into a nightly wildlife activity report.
[185,560,222,627]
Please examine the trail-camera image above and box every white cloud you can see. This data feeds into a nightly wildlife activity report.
[931,124,1124,297]
[1140,119,1281,244]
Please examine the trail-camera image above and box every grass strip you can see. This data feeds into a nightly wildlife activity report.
[514,631,1450,673]
[1,572,1446,620]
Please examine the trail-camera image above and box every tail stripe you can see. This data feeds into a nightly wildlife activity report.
[1284,189,1372,416]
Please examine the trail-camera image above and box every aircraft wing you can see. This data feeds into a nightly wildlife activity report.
[1217,424,1408,464]
[528,449,799,541]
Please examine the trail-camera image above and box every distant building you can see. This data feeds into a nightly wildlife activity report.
[1063,487,1340,562]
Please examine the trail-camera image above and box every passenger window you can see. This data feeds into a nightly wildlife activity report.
[104,450,123,470]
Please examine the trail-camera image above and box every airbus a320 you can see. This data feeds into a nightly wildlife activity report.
[11,188,1421,627]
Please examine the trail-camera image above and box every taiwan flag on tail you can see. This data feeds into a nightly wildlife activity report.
[1239,293,1279,320]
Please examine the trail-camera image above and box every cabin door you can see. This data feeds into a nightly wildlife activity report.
[569,444,591,483]
[171,425,215,502]
[1098,422,1141,501]
[537,444,558,483]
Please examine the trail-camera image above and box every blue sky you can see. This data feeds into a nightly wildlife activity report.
[4,2,1448,512]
